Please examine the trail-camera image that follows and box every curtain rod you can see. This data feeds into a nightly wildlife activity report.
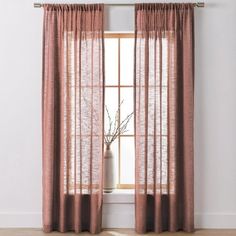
[34,2,205,8]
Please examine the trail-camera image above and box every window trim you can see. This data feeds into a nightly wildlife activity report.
[105,33,135,189]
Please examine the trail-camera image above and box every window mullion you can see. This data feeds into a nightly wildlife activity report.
[118,37,121,187]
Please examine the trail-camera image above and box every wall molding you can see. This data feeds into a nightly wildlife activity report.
[0,211,236,229]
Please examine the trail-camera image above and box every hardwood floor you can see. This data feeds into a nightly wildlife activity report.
[0,229,235,236]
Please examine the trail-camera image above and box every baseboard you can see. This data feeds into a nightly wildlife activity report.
[195,213,236,229]
[0,212,236,229]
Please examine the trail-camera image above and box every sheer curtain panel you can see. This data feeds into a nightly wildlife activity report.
[42,4,104,233]
[135,3,194,233]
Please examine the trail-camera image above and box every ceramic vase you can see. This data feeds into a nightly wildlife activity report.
[103,144,115,193]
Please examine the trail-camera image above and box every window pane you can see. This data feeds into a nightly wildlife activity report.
[105,38,118,85]
[120,88,134,135]
[162,86,168,136]
[161,136,168,186]
[120,137,135,184]
[105,88,118,133]
[162,38,168,86]
[120,38,134,86]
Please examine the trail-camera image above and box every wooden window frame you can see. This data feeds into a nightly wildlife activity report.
[104,33,135,190]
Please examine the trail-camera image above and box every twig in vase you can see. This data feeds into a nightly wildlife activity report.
[104,100,134,146]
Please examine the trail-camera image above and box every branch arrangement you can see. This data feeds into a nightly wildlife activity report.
[104,100,134,146]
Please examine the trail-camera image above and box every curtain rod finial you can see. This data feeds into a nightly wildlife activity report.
[34,3,42,8]
[196,2,205,7]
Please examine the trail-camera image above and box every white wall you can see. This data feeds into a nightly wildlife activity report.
[194,0,236,228]
[0,0,236,229]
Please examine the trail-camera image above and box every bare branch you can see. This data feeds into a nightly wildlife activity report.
[105,105,113,143]
[104,100,133,146]
[110,111,133,143]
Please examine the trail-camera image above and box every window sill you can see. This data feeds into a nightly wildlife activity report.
[103,189,134,204]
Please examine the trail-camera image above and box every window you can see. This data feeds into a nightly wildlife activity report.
[65,32,169,192]
[104,33,169,190]
[104,33,135,189]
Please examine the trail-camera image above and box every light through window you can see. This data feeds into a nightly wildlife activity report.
[105,33,168,190]
[104,34,135,189]
[65,32,169,192]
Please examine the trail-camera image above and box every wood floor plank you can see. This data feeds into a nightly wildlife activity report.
[0,229,236,236]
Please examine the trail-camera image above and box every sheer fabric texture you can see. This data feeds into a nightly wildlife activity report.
[42,4,104,233]
[135,3,194,233]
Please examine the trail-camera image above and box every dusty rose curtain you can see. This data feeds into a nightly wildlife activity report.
[42,4,104,233]
[135,3,194,233]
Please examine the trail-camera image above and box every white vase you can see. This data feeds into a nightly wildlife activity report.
[103,144,115,193]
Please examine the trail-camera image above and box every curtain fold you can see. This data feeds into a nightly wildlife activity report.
[134,3,194,233]
[42,4,104,233]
